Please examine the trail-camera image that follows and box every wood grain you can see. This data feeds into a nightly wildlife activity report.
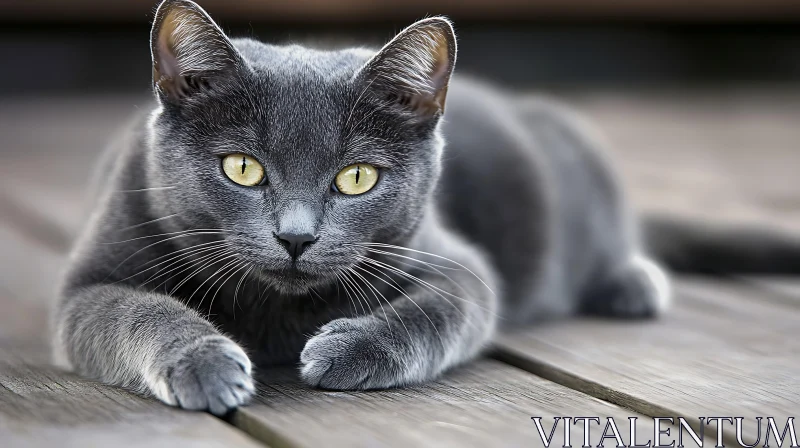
[0,222,64,362]
[0,351,266,448]
[494,278,800,445]
[739,276,800,306]
[0,95,143,246]
[234,360,676,448]
[572,90,800,235]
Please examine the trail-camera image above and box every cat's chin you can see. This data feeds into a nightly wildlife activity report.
[253,267,335,296]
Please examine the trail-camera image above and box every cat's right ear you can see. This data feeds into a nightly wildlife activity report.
[150,0,242,103]
[358,17,457,119]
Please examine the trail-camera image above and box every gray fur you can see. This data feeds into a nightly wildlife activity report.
[54,0,668,415]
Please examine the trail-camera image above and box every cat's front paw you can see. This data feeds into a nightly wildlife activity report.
[300,317,421,390]
[150,336,255,416]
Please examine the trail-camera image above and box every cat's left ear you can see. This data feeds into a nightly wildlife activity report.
[360,17,457,117]
[150,0,243,103]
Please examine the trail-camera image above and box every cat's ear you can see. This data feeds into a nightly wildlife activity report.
[361,17,457,117]
[150,0,242,103]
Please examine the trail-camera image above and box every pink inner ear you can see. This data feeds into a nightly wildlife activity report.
[154,8,188,82]
[415,29,453,113]
[156,37,181,79]
[429,42,451,91]
[365,22,455,116]
[151,4,238,100]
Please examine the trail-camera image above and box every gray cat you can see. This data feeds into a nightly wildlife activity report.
[54,0,671,415]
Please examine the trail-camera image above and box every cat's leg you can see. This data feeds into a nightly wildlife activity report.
[300,225,499,390]
[581,254,671,318]
[55,284,254,415]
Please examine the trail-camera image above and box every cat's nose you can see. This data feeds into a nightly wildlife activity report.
[274,232,317,261]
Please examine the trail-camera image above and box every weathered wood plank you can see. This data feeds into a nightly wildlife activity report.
[494,278,800,445]
[0,222,65,362]
[574,90,800,235]
[738,276,800,306]
[234,360,675,448]
[0,353,267,448]
[0,95,144,245]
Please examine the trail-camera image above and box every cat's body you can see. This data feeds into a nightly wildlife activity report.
[55,0,667,415]
[438,81,667,322]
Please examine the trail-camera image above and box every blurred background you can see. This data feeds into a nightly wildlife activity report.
[1,0,800,356]
[4,0,800,93]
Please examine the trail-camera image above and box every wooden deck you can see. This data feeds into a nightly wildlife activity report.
[1,89,799,447]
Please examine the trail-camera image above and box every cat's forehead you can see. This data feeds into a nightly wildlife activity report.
[232,39,375,80]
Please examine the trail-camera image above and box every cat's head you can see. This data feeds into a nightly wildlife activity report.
[146,0,456,294]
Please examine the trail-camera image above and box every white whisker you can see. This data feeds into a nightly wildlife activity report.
[309,287,328,305]
[340,270,368,316]
[157,248,234,294]
[114,241,228,285]
[117,214,180,233]
[172,252,238,298]
[353,262,443,348]
[360,256,487,337]
[115,186,177,193]
[103,230,227,282]
[196,258,244,309]
[103,228,226,245]
[208,261,250,318]
[362,247,480,305]
[349,266,413,345]
[347,267,396,342]
[335,272,360,316]
[357,254,496,318]
[355,242,495,295]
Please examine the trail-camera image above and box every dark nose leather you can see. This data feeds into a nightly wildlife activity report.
[274,232,316,260]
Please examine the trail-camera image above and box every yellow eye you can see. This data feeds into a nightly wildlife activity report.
[222,154,265,186]
[334,163,379,195]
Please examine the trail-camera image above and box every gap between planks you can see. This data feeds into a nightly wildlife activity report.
[492,278,800,447]
[229,360,677,448]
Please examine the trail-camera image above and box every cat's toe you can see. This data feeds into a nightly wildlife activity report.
[299,358,334,388]
[300,317,405,390]
[162,336,255,415]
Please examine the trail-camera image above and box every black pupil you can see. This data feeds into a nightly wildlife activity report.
[355,165,360,184]
[241,156,246,175]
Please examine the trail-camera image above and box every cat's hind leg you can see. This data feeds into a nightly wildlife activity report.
[581,254,671,318]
